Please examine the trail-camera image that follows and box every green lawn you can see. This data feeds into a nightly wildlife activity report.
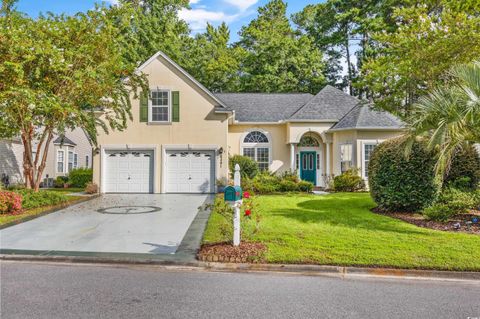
[42,187,85,194]
[203,193,480,271]
[0,195,83,226]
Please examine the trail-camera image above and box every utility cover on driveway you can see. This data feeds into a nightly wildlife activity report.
[0,194,211,255]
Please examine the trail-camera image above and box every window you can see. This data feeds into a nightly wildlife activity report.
[317,153,320,170]
[363,143,377,178]
[85,155,89,167]
[150,90,170,122]
[68,151,74,172]
[340,144,352,173]
[295,154,299,170]
[299,135,319,147]
[242,131,270,171]
[74,153,78,169]
[57,150,64,173]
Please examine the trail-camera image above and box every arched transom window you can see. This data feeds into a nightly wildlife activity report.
[242,131,270,171]
[299,134,320,147]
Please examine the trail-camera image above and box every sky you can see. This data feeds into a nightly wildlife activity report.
[15,0,320,42]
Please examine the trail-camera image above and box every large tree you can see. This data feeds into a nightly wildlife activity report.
[118,0,191,66]
[360,0,480,115]
[0,2,146,191]
[237,0,326,94]
[406,61,480,180]
[182,23,244,92]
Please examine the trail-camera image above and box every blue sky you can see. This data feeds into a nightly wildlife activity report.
[15,0,319,42]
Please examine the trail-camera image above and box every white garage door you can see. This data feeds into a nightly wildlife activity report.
[166,150,215,193]
[104,150,153,193]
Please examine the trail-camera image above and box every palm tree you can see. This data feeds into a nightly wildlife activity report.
[406,61,480,181]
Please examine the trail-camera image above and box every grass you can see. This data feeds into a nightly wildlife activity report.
[203,193,480,271]
[41,187,85,194]
[0,195,83,226]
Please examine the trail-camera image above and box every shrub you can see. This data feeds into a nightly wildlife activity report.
[445,145,480,190]
[279,170,299,183]
[16,189,68,209]
[368,138,439,212]
[68,168,93,188]
[278,180,299,192]
[332,169,365,192]
[54,176,69,188]
[85,182,99,194]
[298,181,314,193]
[0,191,22,214]
[229,155,259,179]
[423,204,456,222]
[435,188,476,215]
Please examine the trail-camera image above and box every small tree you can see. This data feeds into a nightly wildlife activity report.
[0,2,146,191]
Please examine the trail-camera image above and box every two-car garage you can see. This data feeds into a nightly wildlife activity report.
[102,148,215,194]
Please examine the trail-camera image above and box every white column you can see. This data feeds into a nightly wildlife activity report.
[290,143,295,171]
[326,142,331,177]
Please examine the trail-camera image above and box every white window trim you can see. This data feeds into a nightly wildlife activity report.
[56,150,65,173]
[73,153,78,169]
[361,141,379,179]
[240,129,272,170]
[148,89,171,123]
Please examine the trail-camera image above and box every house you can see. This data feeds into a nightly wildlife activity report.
[92,51,404,193]
[0,127,93,186]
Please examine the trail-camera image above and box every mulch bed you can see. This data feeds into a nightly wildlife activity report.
[198,242,267,263]
[372,207,480,235]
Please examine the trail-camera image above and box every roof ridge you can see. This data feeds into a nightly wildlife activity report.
[215,92,313,95]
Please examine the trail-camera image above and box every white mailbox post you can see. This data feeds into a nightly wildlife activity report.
[233,164,242,246]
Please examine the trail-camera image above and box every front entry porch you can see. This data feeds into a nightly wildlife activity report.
[289,132,330,188]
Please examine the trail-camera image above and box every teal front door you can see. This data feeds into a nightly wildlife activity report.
[300,151,316,184]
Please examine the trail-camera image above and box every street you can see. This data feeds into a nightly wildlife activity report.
[1,261,479,319]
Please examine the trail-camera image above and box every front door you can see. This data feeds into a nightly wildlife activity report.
[300,151,316,184]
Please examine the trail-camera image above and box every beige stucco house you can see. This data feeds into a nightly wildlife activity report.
[92,51,405,194]
[0,128,93,186]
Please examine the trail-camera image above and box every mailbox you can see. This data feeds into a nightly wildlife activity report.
[224,185,242,202]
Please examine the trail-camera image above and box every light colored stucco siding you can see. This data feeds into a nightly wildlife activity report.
[287,122,334,144]
[0,139,24,185]
[332,130,356,176]
[228,124,289,173]
[93,56,229,193]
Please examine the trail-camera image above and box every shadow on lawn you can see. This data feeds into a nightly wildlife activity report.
[269,199,428,236]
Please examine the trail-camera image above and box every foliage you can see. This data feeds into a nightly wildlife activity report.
[434,188,476,215]
[0,2,146,191]
[368,138,438,212]
[332,169,365,192]
[203,193,480,271]
[298,181,314,193]
[360,1,480,114]
[237,0,326,94]
[15,189,68,210]
[422,204,456,222]
[54,176,69,188]
[68,168,93,188]
[444,145,480,190]
[182,23,244,92]
[248,171,314,194]
[85,182,99,194]
[229,155,259,180]
[0,191,22,214]
[118,0,191,66]
[405,62,480,180]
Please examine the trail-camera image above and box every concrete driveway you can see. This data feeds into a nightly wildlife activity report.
[0,194,212,255]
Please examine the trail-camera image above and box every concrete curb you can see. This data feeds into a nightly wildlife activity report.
[1,254,479,282]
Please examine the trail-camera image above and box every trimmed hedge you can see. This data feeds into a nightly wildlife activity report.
[16,189,68,210]
[243,171,314,194]
[68,168,93,188]
[333,169,365,192]
[368,138,438,212]
[444,145,480,190]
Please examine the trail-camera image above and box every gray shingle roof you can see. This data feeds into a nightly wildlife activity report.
[289,85,360,121]
[330,103,405,131]
[214,93,313,122]
[53,136,77,146]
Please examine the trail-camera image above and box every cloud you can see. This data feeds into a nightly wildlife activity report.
[104,0,119,5]
[189,0,201,3]
[223,0,258,11]
[179,8,238,31]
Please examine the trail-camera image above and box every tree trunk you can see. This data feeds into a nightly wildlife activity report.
[33,131,53,192]
[344,29,353,96]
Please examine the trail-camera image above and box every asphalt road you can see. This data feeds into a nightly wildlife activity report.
[1,261,479,319]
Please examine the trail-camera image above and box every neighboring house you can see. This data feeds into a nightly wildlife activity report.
[0,127,93,186]
[92,51,405,194]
